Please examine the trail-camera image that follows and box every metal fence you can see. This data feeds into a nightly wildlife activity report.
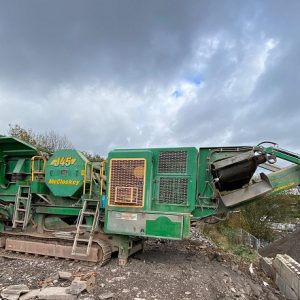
[233,228,268,251]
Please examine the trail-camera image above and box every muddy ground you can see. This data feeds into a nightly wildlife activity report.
[259,227,300,262]
[0,235,283,300]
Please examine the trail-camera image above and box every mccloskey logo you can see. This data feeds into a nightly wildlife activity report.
[48,179,80,185]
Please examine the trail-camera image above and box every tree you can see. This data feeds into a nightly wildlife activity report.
[8,124,73,154]
[227,193,300,241]
[81,151,105,162]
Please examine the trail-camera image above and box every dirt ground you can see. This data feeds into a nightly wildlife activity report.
[0,235,283,300]
[259,227,300,262]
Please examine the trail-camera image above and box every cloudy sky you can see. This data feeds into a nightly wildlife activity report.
[0,1,299,155]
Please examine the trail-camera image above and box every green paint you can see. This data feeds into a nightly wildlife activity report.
[35,206,81,216]
[146,216,182,239]
[31,181,48,194]
[45,149,88,197]
[268,165,300,192]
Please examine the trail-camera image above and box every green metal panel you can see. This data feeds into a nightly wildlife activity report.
[45,149,88,197]
[145,216,182,239]
[104,147,195,238]
[13,159,25,173]
[0,136,38,157]
[267,165,300,193]
[35,206,81,215]
[151,147,198,213]
[105,210,190,239]
[105,149,153,211]
[31,181,49,194]
[0,136,37,202]
[106,147,198,213]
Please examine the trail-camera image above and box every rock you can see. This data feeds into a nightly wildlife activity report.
[110,276,126,282]
[1,284,30,300]
[98,292,115,299]
[66,280,87,295]
[19,289,41,300]
[184,291,191,295]
[249,263,254,275]
[38,287,76,300]
[58,271,73,280]
[232,264,239,272]
[249,282,263,297]
[267,292,279,300]
[73,276,81,282]
[41,275,59,288]
[86,275,96,293]
[260,257,275,279]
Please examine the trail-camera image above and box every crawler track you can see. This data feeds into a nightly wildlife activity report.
[0,234,112,266]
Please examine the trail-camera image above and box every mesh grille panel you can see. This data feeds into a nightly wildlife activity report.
[158,177,188,204]
[158,151,187,174]
[109,159,145,207]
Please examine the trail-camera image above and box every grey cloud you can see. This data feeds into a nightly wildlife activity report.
[0,0,299,154]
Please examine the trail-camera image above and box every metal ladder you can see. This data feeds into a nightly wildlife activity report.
[71,198,101,256]
[71,162,101,256]
[12,185,32,229]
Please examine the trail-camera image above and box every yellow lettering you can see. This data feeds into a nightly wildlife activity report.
[47,179,80,186]
[49,157,77,167]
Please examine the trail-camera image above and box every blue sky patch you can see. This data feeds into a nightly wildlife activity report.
[172,89,184,98]
[185,73,204,86]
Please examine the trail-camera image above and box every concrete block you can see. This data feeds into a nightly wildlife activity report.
[58,271,73,280]
[38,287,76,300]
[275,273,298,300]
[260,257,275,279]
[273,254,300,299]
[98,292,115,299]
[1,284,29,300]
[66,280,87,295]
[19,289,41,300]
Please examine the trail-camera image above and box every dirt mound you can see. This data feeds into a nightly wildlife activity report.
[259,227,300,262]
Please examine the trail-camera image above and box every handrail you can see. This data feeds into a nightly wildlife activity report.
[31,156,46,181]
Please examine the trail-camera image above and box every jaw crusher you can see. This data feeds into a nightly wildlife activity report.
[0,136,299,265]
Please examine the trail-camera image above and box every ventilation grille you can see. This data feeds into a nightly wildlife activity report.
[109,159,145,207]
[158,177,188,205]
[158,151,187,174]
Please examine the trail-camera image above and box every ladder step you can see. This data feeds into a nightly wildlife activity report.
[71,251,89,257]
[79,225,92,228]
[17,208,26,212]
[20,187,30,190]
[82,211,96,216]
[14,220,25,223]
[18,197,30,200]
[83,199,100,202]
[75,238,91,243]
